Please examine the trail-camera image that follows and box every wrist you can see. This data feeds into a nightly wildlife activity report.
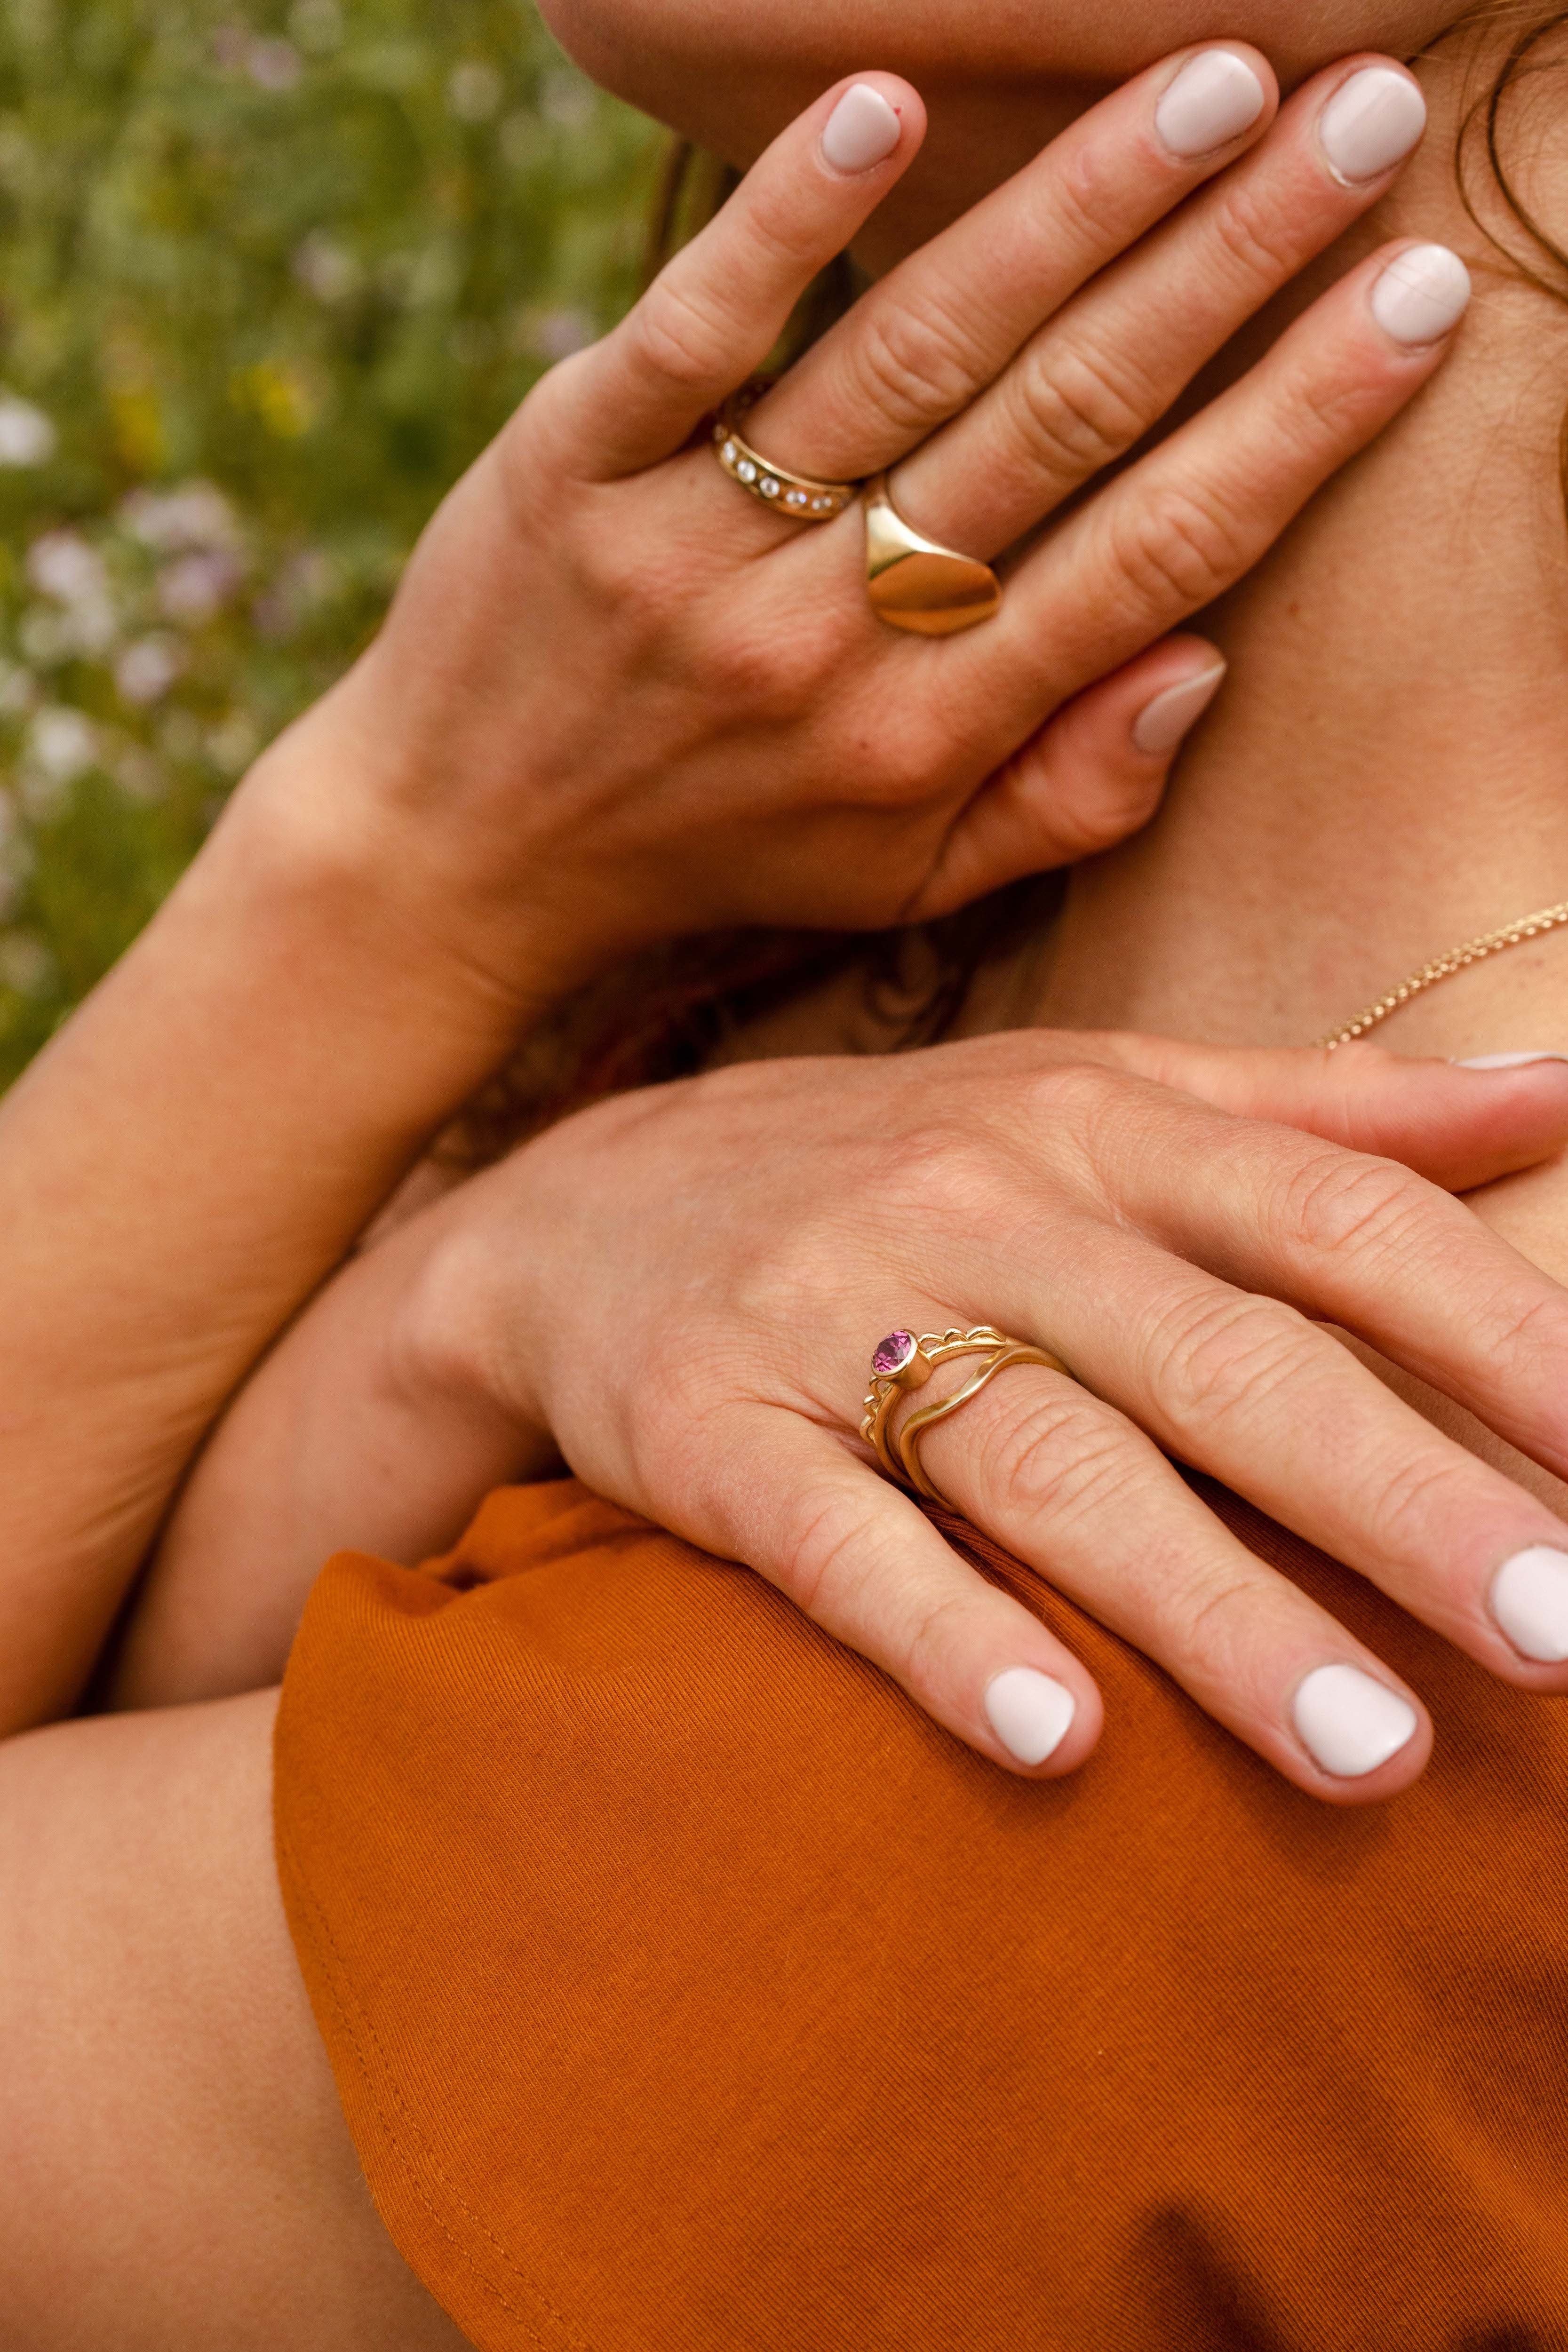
[390,1185,554,1454]
[247,640,657,1014]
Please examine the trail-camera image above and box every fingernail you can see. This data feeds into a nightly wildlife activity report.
[984,1667,1077,1765]
[1491,1546,1568,1662]
[1131,661,1227,755]
[1319,64,1427,184]
[1454,1052,1568,1069]
[1292,1662,1418,1778]
[1154,50,1267,159]
[821,84,903,173]
[1370,243,1472,346]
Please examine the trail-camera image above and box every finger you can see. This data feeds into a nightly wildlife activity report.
[906,640,1225,919]
[540,75,924,478]
[1005,1214,1568,1691]
[705,1414,1104,1778]
[975,236,1471,720]
[913,1355,1433,1804]
[1062,1033,1568,1193]
[747,45,1278,479]
[893,57,1427,557]
[1045,1070,1568,1494]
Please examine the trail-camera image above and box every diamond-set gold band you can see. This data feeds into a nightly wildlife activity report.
[861,1326,1075,1513]
[710,402,856,521]
[709,389,1005,633]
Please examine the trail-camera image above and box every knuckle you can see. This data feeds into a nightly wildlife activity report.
[1206,180,1308,293]
[845,293,988,440]
[1274,1148,1432,1268]
[1169,1564,1263,1660]
[897,1587,976,1693]
[631,276,734,395]
[1107,480,1253,614]
[1151,1289,1321,1430]
[1361,1447,1478,1562]
[1487,1287,1568,1383]
[1042,747,1165,854]
[737,183,835,279]
[693,611,836,717]
[1005,336,1154,487]
[984,1383,1140,1531]
[782,1484,888,1619]
[878,1119,996,1216]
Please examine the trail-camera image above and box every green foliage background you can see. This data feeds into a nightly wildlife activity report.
[0,0,658,1083]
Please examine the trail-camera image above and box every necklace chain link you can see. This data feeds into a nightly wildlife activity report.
[1317,900,1568,1049]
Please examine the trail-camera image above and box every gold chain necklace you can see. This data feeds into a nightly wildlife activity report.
[1317,899,1568,1049]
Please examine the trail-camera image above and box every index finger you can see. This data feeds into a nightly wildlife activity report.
[545,74,925,479]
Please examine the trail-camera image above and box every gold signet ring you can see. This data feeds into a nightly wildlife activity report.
[863,472,1002,637]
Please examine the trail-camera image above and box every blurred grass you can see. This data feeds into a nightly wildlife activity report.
[0,0,659,1083]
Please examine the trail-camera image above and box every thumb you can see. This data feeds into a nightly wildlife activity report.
[907,638,1225,920]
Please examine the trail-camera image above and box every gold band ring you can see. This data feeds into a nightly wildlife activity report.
[863,474,1003,637]
[860,1326,1075,1513]
[711,395,856,522]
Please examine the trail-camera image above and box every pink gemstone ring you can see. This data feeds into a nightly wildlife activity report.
[859,1323,1075,1511]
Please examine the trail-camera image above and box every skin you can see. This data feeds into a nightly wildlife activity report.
[11,1,1568,2343]
[541,0,1469,264]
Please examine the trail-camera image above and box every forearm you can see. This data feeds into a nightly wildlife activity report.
[105,1172,556,1710]
[0,689,561,1733]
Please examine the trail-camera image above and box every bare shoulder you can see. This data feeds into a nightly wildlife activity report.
[0,1691,471,2352]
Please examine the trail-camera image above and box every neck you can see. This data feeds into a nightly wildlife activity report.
[1030,28,1568,1059]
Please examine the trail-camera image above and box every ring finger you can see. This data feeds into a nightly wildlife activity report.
[902,1343,1436,1802]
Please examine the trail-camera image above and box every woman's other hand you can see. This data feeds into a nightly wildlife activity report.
[291,48,1458,993]
[122,1044,1568,1805]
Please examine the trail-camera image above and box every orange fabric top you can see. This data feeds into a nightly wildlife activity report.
[274,1478,1568,2352]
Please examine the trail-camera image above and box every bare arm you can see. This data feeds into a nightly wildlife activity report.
[1,48,1460,1731]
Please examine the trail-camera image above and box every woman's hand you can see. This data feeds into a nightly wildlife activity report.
[122,1041,1568,1805]
[301,46,1456,990]
[0,43,1453,1735]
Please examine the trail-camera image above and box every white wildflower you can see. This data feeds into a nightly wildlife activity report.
[159,549,244,626]
[114,634,186,707]
[293,232,362,304]
[27,705,98,784]
[248,38,302,90]
[24,531,117,653]
[0,393,56,468]
[448,61,503,121]
[119,480,241,556]
[539,71,595,128]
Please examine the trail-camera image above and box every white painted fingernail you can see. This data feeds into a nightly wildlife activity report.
[1491,1546,1568,1662]
[1319,65,1427,184]
[1154,50,1268,159]
[984,1667,1077,1765]
[821,84,902,173]
[1131,662,1227,755]
[1370,243,1472,346]
[1292,1663,1418,1778]
[1454,1052,1568,1069]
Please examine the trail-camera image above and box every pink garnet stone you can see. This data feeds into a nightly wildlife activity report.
[873,1330,918,1378]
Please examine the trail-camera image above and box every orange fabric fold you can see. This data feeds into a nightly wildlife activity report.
[274,1478,1568,2352]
